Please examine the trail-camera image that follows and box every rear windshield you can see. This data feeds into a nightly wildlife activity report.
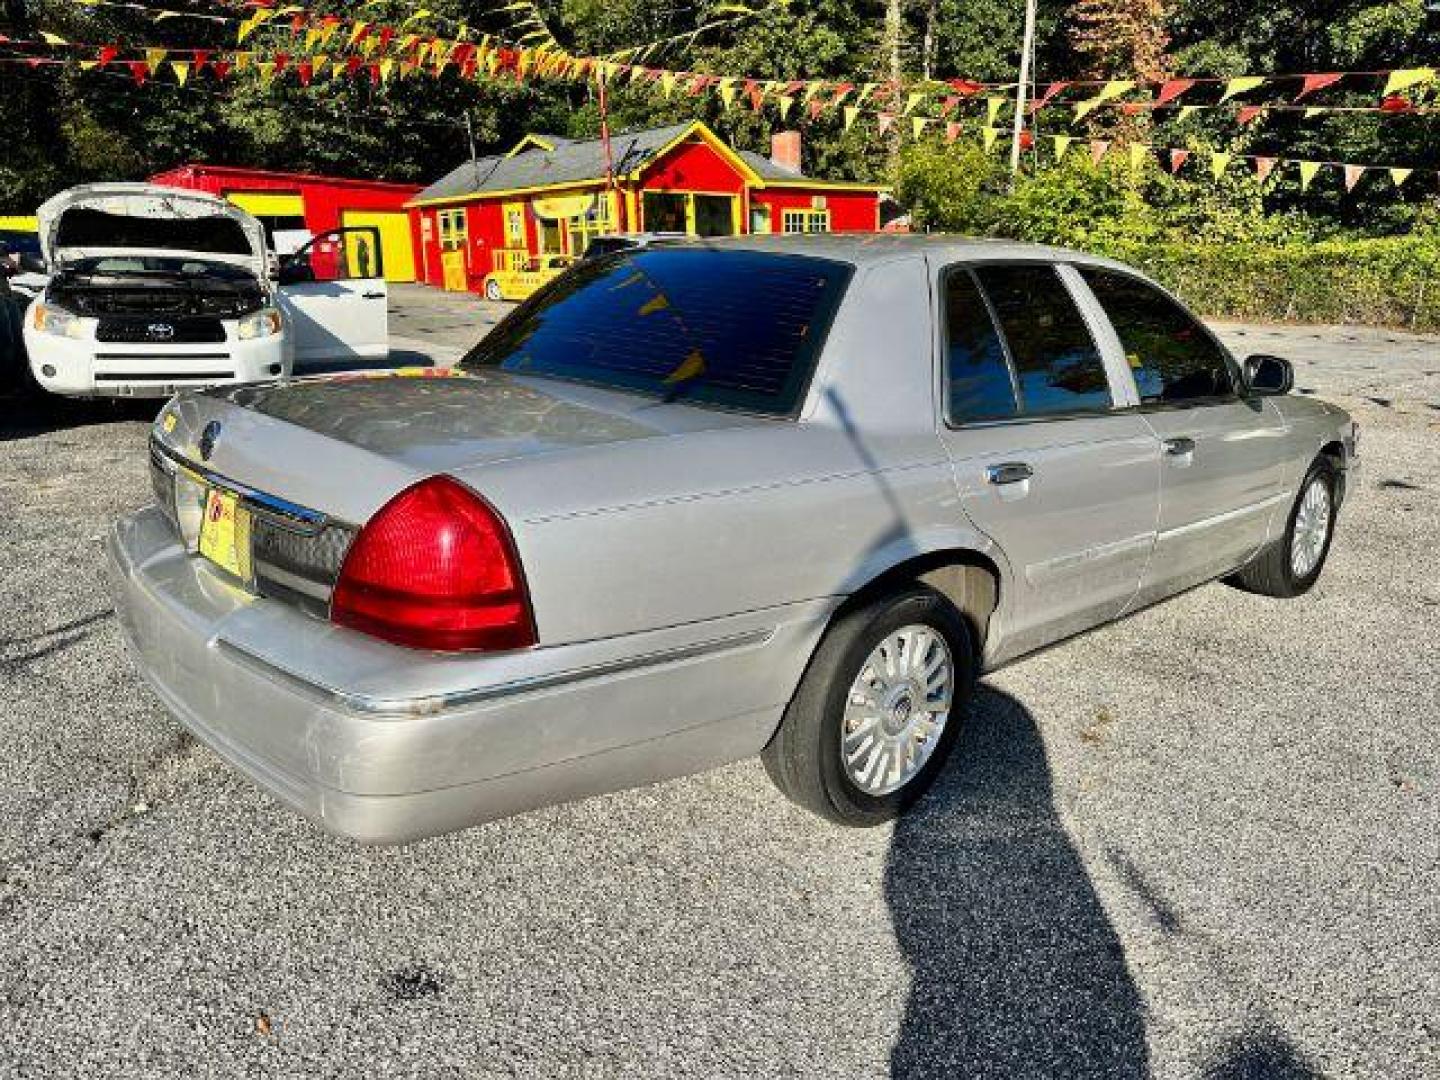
[582,236,636,260]
[56,207,253,256]
[461,248,852,416]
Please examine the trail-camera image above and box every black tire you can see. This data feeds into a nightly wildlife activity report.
[762,587,976,827]
[1228,456,1339,598]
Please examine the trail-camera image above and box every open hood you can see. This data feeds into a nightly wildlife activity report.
[36,183,269,279]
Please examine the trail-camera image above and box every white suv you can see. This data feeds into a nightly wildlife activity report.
[25,183,390,398]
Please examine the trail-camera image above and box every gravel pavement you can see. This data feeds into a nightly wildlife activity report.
[1,290,1436,1078]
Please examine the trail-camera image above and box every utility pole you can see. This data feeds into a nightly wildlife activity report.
[465,110,480,188]
[1009,0,1038,178]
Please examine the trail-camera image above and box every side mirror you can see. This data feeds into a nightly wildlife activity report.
[1244,354,1293,396]
[276,258,314,286]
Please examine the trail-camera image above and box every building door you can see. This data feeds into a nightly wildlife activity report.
[340,209,416,283]
[438,208,468,292]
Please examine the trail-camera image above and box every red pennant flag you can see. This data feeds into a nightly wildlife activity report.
[377,26,396,52]
[367,62,380,85]
[784,79,806,96]
[948,78,983,96]
[808,98,825,120]
[127,60,148,85]
[830,82,854,104]
[1343,164,1366,192]
[1169,149,1191,173]
[939,95,960,117]
[1253,156,1277,183]
[1036,81,1070,109]
[345,54,364,77]
[1237,105,1265,125]
[290,14,305,33]
[1090,140,1110,165]
[1379,95,1414,113]
[211,59,231,80]
[1121,102,1144,116]
[687,74,707,95]
[1295,73,1343,101]
[945,121,961,143]
[193,49,210,74]
[1154,78,1196,108]
[273,52,289,74]
[97,45,119,68]
[297,59,313,85]
[1019,130,1035,151]
[877,113,895,135]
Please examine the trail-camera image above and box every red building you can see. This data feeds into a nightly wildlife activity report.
[149,164,422,282]
[406,122,885,294]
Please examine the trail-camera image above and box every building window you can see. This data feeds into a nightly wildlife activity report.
[438,209,467,251]
[782,209,830,234]
[749,204,773,234]
[503,204,525,247]
[565,192,615,256]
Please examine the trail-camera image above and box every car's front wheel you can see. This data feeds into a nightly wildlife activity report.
[484,279,503,302]
[762,587,975,826]
[1229,455,1339,598]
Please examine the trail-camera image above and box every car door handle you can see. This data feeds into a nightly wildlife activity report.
[986,462,1034,485]
[1164,437,1196,457]
[361,291,386,300]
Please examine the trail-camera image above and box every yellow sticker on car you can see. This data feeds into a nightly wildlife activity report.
[162,413,178,433]
[199,488,252,582]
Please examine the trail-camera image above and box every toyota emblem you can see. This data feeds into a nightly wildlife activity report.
[148,323,176,341]
[198,420,222,461]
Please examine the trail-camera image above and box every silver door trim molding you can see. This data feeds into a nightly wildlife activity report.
[1156,492,1288,542]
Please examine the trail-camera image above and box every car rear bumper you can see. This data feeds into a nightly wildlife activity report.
[107,507,830,843]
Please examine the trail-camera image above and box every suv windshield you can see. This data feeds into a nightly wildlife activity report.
[60,256,256,280]
[462,248,852,416]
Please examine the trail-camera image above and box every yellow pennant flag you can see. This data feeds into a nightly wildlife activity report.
[1129,143,1149,171]
[170,60,190,86]
[1177,105,1200,122]
[232,51,253,72]
[255,60,277,85]
[1298,161,1323,191]
[904,92,924,115]
[779,95,795,120]
[1096,80,1134,103]
[145,48,167,74]
[855,83,876,104]
[719,79,737,108]
[986,97,1005,125]
[982,126,999,151]
[912,116,929,139]
[312,55,329,78]
[843,106,859,131]
[660,71,676,96]
[304,28,322,51]
[379,58,396,82]
[1220,76,1266,102]
[40,31,68,45]
[349,22,371,48]
[802,82,822,103]
[1052,135,1074,161]
[1304,107,1324,119]
[1210,151,1233,179]
[1382,68,1435,97]
[1389,168,1413,189]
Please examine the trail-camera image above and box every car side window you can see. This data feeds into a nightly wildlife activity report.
[944,269,1018,424]
[971,265,1112,416]
[1079,267,1235,405]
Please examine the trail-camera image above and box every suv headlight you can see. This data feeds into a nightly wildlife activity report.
[32,302,83,339]
[237,307,283,340]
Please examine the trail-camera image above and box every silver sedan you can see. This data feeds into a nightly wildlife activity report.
[108,235,1358,843]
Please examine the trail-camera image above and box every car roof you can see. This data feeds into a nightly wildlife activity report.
[669,232,1138,273]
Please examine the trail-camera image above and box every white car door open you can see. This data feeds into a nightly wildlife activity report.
[277,226,389,365]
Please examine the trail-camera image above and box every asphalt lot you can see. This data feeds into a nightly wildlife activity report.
[1,286,1437,1078]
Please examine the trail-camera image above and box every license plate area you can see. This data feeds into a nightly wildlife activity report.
[198,487,254,586]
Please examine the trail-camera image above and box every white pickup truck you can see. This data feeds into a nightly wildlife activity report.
[24,183,391,398]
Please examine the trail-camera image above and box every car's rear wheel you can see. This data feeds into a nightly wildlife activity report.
[1228,456,1339,598]
[484,279,503,302]
[762,587,975,826]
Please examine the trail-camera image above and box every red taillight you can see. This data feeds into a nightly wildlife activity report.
[331,475,536,652]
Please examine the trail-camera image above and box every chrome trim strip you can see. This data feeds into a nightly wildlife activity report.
[150,437,329,533]
[211,627,777,718]
[1157,492,1288,542]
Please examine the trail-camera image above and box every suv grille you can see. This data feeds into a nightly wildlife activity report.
[97,317,226,344]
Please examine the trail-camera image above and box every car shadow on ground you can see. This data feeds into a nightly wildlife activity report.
[885,685,1149,1079]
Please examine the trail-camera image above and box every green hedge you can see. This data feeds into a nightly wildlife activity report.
[1096,238,1440,332]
